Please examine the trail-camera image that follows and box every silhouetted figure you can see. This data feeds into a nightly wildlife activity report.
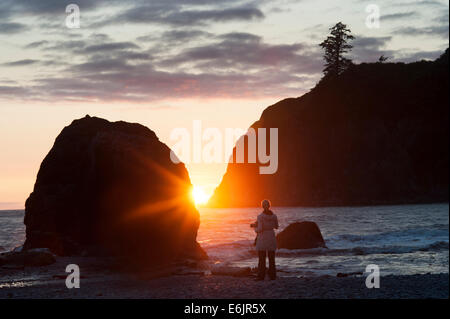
[252,199,279,280]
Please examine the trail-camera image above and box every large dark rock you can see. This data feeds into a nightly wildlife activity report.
[208,49,449,207]
[276,222,326,249]
[23,116,206,265]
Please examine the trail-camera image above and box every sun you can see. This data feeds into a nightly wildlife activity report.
[191,186,209,206]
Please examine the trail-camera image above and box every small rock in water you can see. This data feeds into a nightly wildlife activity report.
[276,221,326,249]
[12,246,23,252]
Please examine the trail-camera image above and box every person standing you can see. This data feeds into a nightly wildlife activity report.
[253,199,279,280]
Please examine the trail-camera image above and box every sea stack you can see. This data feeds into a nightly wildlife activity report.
[23,116,206,265]
[276,222,326,249]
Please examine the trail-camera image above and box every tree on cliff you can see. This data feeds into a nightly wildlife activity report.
[319,22,354,78]
[378,55,389,63]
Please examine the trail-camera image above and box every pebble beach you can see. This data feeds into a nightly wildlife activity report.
[0,257,448,299]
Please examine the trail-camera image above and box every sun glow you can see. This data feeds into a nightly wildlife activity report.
[191,185,209,206]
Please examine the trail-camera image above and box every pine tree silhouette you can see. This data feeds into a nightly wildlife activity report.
[319,22,354,78]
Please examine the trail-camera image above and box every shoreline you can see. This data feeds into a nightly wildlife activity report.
[203,201,450,210]
[0,257,448,299]
[2,201,449,212]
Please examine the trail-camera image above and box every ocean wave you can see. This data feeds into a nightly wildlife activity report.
[326,226,449,248]
[206,239,449,261]
[276,240,449,257]
[418,241,449,251]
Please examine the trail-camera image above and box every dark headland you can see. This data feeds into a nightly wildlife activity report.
[208,49,449,207]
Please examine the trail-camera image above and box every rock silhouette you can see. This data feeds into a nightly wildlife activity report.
[276,222,326,249]
[209,49,449,207]
[23,116,206,265]
[0,249,56,267]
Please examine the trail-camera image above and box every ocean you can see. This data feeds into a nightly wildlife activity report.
[1,204,448,277]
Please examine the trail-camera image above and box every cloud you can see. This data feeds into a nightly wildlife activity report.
[24,40,50,49]
[381,11,418,21]
[351,36,394,62]
[4,31,320,102]
[28,66,311,103]
[157,35,309,71]
[43,40,87,52]
[116,52,152,61]
[137,30,212,43]
[437,10,449,23]
[89,33,111,42]
[0,0,447,104]
[101,6,265,27]
[2,59,39,67]
[391,0,447,8]
[0,86,30,95]
[218,32,262,42]
[394,25,449,39]
[352,36,392,48]
[0,0,106,16]
[393,49,444,62]
[82,42,141,54]
[71,59,134,73]
[0,22,27,34]
[0,0,260,24]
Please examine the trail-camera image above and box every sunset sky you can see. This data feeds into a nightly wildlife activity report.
[0,0,448,209]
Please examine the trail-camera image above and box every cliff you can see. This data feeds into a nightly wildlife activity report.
[208,49,449,207]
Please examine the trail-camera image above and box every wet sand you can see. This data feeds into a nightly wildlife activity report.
[0,257,448,299]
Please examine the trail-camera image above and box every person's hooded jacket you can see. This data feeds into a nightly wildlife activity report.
[255,210,279,251]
